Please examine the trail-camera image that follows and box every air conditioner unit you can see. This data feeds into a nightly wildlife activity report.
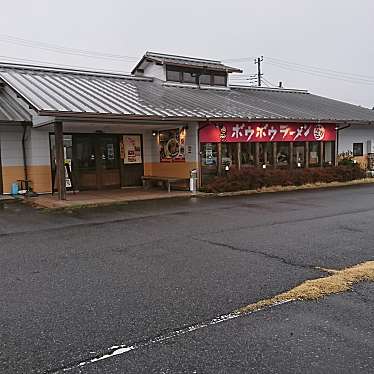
[367,140,374,154]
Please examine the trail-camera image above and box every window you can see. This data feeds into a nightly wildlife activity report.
[183,71,196,84]
[353,142,363,156]
[166,65,228,86]
[259,142,273,166]
[201,143,218,185]
[324,141,335,165]
[199,74,212,85]
[221,143,238,170]
[241,142,255,166]
[309,142,320,166]
[276,142,289,167]
[213,74,227,86]
[293,142,305,167]
[166,69,181,82]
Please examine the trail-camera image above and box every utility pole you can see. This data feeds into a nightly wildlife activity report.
[254,56,264,86]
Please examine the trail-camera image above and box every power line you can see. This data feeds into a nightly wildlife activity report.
[265,56,374,80]
[0,55,131,74]
[223,55,374,84]
[262,77,277,87]
[266,60,374,85]
[0,34,139,62]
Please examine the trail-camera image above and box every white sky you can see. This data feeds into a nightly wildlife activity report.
[1,0,373,108]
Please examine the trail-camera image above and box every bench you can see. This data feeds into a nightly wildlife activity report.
[141,176,189,192]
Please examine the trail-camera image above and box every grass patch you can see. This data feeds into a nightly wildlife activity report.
[236,261,374,314]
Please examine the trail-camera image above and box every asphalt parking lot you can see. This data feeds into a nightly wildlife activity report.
[0,185,373,373]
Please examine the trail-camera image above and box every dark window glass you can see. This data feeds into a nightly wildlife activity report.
[166,69,181,82]
[201,143,218,185]
[259,142,273,166]
[200,74,212,85]
[324,141,335,165]
[221,143,238,170]
[99,137,119,170]
[183,71,196,84]
[293,142,305,167]
[241,142,255,166]
[276,142,289,167]
[309,141,320,166]
[213,75,227,86]
[353,142,363,156]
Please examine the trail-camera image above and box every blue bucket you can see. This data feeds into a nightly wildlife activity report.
[11,182,19,196]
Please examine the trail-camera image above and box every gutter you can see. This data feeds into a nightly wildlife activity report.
[36,110,374,126]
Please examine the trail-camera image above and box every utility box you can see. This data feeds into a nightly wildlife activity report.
[190,169,198,194]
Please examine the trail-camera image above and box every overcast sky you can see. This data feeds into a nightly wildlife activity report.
[1,0,373,108]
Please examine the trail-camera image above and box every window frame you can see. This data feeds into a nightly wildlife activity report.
[165,65,227,86]
[353,142,364,157]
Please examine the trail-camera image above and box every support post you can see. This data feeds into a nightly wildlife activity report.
[54,121,66,200]
[237,142,241,170]
[272,142,277,168]
[289,142,294,168]
[263,143,268,166]
[255,142,260,167]
[320,141,324,167]
[305,141,309,168]
[217,142,222,176]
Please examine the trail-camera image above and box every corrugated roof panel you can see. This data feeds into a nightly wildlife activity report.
[1,64,374,123]
[0,87,31,122]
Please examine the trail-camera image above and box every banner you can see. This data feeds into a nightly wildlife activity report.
[123,135,142,164]
[200,123,336,143]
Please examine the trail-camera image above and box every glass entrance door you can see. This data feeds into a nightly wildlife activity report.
[97,135,121,189]
[73,134,120,190]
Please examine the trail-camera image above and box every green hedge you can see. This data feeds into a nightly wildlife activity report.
[201,166,366,193]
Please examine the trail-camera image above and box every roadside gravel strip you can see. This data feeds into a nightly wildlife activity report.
[49,261,374,373]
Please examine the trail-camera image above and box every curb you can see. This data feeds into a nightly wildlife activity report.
[196,178,374,198]
[22,178,374,211]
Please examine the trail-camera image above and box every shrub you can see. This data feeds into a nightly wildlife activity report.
[202,165,366,193]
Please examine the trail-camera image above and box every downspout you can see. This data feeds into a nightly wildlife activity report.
[22,124,29,186]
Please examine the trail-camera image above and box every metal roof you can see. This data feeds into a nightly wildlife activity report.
[132,51,243,74]
[0,85,31,122]
[1,63,374,123]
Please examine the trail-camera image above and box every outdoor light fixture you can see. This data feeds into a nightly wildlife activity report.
[262,164,267,169]
[152,130,157,137]
[225,165,230,171]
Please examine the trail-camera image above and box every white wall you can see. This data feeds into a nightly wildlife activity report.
[0,125,24,166]
[338,125,374,155]
[27,127,51,166]
[143,63,166,81]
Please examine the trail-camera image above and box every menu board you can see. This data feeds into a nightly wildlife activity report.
[123,135,142,164]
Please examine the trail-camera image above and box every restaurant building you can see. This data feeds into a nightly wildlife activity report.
[1,51,374,198]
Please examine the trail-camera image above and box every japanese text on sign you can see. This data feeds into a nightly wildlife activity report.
[199,123,336,143]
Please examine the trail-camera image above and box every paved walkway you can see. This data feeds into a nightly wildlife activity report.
[0,194,16,202]
[29,188,192,209]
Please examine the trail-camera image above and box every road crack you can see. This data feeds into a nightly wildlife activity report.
[192,237,322,272]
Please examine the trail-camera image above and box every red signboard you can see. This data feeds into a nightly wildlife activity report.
[200,123,336,143]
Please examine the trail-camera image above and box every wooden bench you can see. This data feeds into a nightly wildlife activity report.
[141,176,189,192]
